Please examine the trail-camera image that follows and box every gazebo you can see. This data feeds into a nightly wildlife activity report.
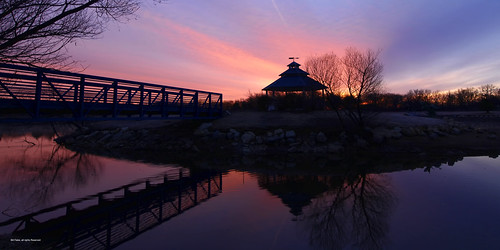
[262,59,326,95]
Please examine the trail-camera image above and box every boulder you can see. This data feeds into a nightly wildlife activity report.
[401,127,418,137]
[355,137,369,148]
[316,132,328,143]
[274,128,284,138]
[241,131,256,144]
[327,143,344,153]
[227,128,240,140]
[285,130,296,138]
[194,122,212,136]
[255,136,264,144]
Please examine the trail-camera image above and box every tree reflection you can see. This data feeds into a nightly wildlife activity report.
[0,136,102,216]
[257,171,395,249]
[301,173,396,250]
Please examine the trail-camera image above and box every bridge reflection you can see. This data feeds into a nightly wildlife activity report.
[0,169,223,249]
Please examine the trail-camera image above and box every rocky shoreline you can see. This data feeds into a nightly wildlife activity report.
[55,115,500,165]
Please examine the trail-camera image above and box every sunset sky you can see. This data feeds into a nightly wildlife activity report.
[68,0,500,100]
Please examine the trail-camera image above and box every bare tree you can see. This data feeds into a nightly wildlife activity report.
[305,47,383,127]
[0,0,150,67]
[479,84,498,98]
[305,53,342,96]
[305,53,345,126]
[342,47,383,127]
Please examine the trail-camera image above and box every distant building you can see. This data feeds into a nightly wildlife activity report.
[262,59,326,110]
[262,60,326,95]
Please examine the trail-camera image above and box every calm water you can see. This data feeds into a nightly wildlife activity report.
[1,134,500,249]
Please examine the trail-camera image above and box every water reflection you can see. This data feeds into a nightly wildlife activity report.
[303,174,395,250]
[2,126,500,249]
[1,169,222,249]
[0,136,103,217]
[257,172,395,250]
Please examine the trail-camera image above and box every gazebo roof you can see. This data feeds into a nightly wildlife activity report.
[263,60,326,92]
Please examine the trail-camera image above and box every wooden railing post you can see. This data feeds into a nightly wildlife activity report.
[208,93,212,117]
[139,84,144,118]
[73,82,78,118]
[194,92,199,117]
[79,77,85,119]
[179,89,184,117]
[218,95,223,116]
[34,71,42,118]
[112,81,118,118]
[161,87,166,117]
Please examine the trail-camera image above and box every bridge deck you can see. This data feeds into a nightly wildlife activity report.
[0,63,223,122]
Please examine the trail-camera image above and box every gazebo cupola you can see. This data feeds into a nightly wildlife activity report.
[262,58,326,95]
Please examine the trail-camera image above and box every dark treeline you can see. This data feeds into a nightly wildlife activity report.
[225,84,500,114]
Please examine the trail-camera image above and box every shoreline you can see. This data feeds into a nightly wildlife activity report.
[52,111,500,172]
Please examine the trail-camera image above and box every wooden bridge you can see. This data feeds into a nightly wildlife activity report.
[0,63,223,122]
[0,168,223,249]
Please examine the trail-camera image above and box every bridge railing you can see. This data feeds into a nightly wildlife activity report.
[0,63,223,121]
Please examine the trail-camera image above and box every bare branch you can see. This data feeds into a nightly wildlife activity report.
[0,0,142,67]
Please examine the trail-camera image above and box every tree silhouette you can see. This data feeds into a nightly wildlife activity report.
[305,47,384,127]
[0,0,159,67]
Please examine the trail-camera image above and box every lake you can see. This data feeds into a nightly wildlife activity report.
[1,133,499,249]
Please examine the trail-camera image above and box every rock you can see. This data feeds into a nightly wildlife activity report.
[86,131,100,138]
[96,133,112,144]
[253,145,268,154]
[372,127,402,141]
[313,146,328,154]
[212,130,226,140]
[255,136,264,144]
[327,143,344,153]
[288,146,298,153]
[181,139,193,149]
[450,127,461,135]
[227,128,240,140]
[191,145,200,152]
[316,132,328,143]
[241,131,256,144]
[194,122,212,136]
[111,130,124,141]
[299,144,312,153]
[390,129,402,139]
[428,132,439,139]
[265,135,280,143]
[274,128,284,138]
[306,133,317,146]
[285,130,296,138]
[242,146,252,154]
[339,131,348,142]
[355,137,369,148]
[401,127,416,137]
